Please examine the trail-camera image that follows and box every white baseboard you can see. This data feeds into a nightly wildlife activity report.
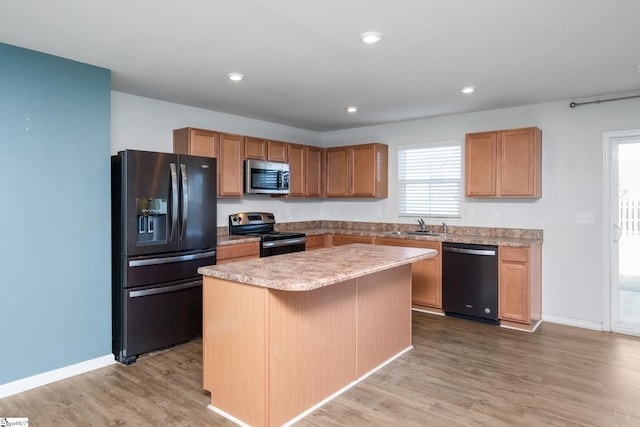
[0,354,115,399]
[542,314,603,331]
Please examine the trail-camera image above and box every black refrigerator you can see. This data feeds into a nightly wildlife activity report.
[111,150,217,364]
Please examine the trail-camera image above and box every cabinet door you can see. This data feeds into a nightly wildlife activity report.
[325,147,350,197]
[244,137,267,160]
[499,260,530,323]
[268,140,288,162]
[287,144,305,197]
[500,128,541,197]
[375,238,441,308]
[305,146,323,197]
[218,133,244,197]
[351,144,388,198]
[465,131,497,197]
[173,128,218,158]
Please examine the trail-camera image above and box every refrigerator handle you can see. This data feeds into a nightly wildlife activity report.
[170,162,179,242]
[180,163,188,240]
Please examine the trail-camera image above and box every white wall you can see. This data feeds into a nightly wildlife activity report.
[321,97,640,329]
[111,91,327,224]
[111,90,640,330]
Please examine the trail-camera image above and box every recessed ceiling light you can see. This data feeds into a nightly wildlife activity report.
[345,106,358,113]
[228,73,244,81]
[461,86,475,94]
[360,32,382,44]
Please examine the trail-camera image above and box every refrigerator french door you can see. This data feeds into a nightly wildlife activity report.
[112,150,217,364]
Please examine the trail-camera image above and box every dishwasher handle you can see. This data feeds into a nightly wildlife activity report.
[443,246,496,256]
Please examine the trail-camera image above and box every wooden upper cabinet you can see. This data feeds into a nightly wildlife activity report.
[268,140,288,162]
[350,143,388,198]
[287,143,305,197]
[326,146,350,197]
[285,144,323,198]
[500,128,542,197]
[465,131,497,197]
[244,136,268,160]
[326,143,388,198]
[305,146,323,197]
[465,127,541,198]
[244,137,289,162]
[174,127,244,198]
[173,128,218,158]
[217,133,245,197]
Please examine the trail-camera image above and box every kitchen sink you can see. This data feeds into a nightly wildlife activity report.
[384,230,442,236]
[403,231,442,236]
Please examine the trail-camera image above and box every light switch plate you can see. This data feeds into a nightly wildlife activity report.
[575,212,594,224]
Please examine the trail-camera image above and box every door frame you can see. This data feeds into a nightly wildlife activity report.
[603,129,640,333]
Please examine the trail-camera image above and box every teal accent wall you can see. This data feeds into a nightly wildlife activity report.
[0,43,111,384]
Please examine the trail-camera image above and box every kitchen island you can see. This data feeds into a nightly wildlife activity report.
[198,243,437,427]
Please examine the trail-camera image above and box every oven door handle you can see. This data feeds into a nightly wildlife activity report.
[262,238,306,248]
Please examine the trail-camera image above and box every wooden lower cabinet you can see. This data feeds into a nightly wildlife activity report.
[305,234,329,251]
[216,242,260,264]
[498,242,542,331]
[375,238,442,311]
[330,234,373,246]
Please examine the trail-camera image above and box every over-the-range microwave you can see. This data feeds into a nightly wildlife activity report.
[244,159,290,195]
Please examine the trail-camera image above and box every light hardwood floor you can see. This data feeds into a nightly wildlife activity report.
[2,312,640,426]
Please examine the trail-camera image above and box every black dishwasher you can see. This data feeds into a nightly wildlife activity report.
[442,242,499,324]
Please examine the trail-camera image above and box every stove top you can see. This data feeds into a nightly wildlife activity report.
[228,212,305,241]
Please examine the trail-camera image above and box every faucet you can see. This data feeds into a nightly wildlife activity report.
[442,222,447,236]
[417,218,426,232]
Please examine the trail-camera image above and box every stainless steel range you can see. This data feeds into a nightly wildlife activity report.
[228,212,306,257]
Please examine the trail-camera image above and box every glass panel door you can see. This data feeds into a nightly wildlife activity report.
[617,142,640,329]
[607,131,640,335]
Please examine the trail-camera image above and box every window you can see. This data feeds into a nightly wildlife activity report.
[398,140,462,218]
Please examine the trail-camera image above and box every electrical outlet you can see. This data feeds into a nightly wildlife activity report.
[492,211,500,220]
[575,212,594,224]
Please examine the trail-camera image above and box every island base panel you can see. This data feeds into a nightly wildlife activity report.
[203,264,413,427]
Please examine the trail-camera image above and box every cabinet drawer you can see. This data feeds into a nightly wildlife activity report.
[499,247,529,263]
[217,242,260,263]
[331,235,373,246]
[374,237,441,255]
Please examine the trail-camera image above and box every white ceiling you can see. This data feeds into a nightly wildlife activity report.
[2,0,639,131]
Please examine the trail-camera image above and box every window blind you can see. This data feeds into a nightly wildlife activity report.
[398,141,462,218]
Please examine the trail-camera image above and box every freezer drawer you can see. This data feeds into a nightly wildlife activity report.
[121,250,216,288]
[113,280,202,364]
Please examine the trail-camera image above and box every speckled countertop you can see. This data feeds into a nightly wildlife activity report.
[199,243,436,291]
[216,221,543,248]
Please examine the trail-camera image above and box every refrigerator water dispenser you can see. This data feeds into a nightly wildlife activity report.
[136,198,167,244]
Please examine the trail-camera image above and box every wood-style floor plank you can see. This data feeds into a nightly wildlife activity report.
[2,312,640,426]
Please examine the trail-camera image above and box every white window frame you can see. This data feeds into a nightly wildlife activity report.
[397,139,462,219]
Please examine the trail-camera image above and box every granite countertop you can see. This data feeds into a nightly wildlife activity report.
[199,243,436,291]
[216,222,543,248]
[216,234,261,246]
[292,227,540,247]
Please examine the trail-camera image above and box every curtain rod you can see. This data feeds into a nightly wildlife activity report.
[569,94,640,108]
